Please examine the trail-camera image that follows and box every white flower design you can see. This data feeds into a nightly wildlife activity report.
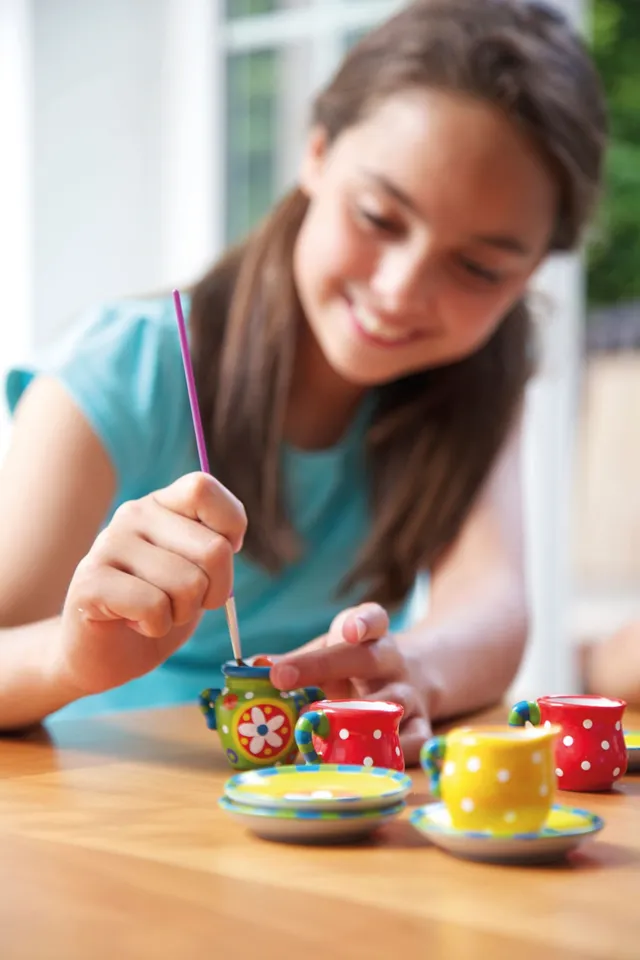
[238,707,285,756]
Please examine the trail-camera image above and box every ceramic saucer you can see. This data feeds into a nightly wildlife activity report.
[625,731,640,772]
[223,764,412,812]
[409,803,604,864]
[219,795,406,843]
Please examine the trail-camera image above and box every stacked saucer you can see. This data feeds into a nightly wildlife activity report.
[219,763,412,843]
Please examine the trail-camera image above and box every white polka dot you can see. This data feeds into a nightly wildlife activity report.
[222,688,229,695]
[339,729,349,740]
[615,721,621,731]
[497,769,510,783]
[373,729,382,740]
[581,760,591,771]
[222,725,229,734]
[461,798,475,813]
[539,783,549,797]
[279,692,289,699]
[562,736,574,747]
[531,751,543,764]
[444,761,456,777]
[395,746,401,756]
[461,737,477,747]
[544,721,552,729]
[466,757,481,773]
[613,767,621,777]
[601,740,610,751]
[244,692,254,700]
[583,719,593,729]
[504,811,517,824]
[555,768,564,777]
[363,756,374,767]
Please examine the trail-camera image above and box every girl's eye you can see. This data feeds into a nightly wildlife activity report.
[458,257,502,284]
[357,207,401,234]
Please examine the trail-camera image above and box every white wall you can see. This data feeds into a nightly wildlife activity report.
[32,0,167,348]
[0,0,34,451]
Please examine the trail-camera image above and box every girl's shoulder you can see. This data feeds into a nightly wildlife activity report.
[5,293,194,499]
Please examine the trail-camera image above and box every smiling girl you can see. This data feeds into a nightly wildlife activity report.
[0,0,607,762]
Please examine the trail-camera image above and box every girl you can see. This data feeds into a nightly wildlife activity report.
[0,0,607,762]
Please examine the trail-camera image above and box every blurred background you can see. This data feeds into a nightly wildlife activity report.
[0,0,638,697]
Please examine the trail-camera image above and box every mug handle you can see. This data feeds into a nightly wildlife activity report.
[508,700,541,727]
[295,709,330,764]
[420,735,447,798]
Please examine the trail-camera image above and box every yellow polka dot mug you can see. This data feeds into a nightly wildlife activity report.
[199,659,323,771]
[420,724,561,835]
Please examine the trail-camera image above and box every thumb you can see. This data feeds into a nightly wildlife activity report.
[332,603,390,645]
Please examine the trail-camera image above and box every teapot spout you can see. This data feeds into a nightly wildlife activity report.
[199,688,221,730]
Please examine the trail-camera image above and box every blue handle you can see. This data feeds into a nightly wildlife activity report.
[508,699,541,727]
[199,687,220,730]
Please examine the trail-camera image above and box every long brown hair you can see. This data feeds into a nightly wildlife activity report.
[190,0,607,607]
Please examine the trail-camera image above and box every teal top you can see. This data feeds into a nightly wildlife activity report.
[5,296,424,721]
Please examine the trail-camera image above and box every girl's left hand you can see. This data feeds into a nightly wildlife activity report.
[269,602,432,765]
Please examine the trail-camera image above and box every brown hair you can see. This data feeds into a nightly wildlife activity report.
[190,0,607,607]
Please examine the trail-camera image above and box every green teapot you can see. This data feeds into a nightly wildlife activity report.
[199,659,323,771]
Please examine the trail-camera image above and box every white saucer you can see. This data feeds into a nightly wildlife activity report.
[409,803,604,864]
[219,795,405,844]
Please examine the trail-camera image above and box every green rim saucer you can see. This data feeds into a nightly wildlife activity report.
[219,794,406,844]
[625,730,640,771]
[409,802,604,865]
[223,763,412,812]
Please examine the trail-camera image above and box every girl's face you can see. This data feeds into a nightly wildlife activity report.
[293,88,558,387]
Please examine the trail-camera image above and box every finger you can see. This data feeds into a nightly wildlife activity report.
[363,682,431,767]
[151,472,247,552]
[93,532,232,625]
[131,497,238,580]
[400,714,432,767]
[270,634,402,691]
[330,603,390,644]
[73,562,173,638]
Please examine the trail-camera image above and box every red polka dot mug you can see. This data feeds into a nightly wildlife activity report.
[294,699,405,771]
[509,695,627,792]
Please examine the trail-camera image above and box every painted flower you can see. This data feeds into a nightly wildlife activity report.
[223,694,238,711]
[238,707,285,756]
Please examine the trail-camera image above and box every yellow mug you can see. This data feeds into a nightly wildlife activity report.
[420,724,560,835]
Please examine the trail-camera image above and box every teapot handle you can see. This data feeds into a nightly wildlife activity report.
[199,688,221,730]
[508,699,541,727]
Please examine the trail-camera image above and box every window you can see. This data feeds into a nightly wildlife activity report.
[221,0,399,243]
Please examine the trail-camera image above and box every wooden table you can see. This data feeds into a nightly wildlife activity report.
[1,705,639,960]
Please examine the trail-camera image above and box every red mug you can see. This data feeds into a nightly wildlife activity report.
[294,699,405,771]
[509,694,627,791]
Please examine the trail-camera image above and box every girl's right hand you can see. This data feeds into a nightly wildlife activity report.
[57,472,247,697]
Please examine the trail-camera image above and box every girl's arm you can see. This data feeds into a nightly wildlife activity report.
[271,417,529,762]
[0,376,116,729]
[398,415,528,722]
[583,623,640,705]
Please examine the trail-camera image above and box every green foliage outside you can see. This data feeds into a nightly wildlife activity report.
[588,0,640,307]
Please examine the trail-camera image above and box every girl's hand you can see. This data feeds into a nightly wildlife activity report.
[57,472,247,696]
[269,603,432,765]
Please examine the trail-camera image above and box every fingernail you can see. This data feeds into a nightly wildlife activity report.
[355,616,367,641]
[273,664,300,689]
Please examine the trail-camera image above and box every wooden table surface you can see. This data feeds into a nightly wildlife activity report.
[1,703,639,960]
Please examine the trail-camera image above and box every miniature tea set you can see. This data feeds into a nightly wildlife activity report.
[199,659,638,863]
